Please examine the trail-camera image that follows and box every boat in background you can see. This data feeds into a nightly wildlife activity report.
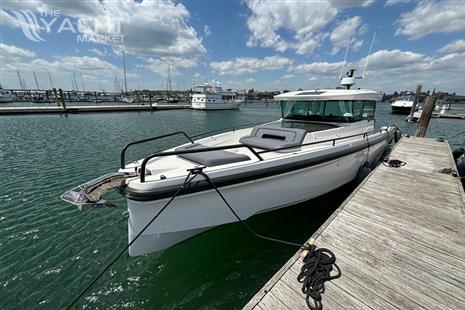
[191,81,242,110]
[391,92,415,114]
[0,87,14,103]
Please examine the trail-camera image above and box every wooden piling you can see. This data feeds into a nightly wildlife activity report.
[407,84,421,122]
[58,89,67,112]
[415,94,438,137]
[94,91,98,103]
[148,91,153,110]
[53,88,60,106]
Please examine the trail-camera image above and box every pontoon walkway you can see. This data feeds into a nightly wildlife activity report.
[0,104,190,115]
[244,136,465,310]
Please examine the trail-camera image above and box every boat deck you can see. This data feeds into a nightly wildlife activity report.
[244,136,465,310]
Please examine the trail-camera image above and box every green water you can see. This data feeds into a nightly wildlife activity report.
[1,103,464,309]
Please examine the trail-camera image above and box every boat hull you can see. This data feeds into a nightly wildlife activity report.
[127,136,389,256]
[191,101,241,110]
[391,105,412,114]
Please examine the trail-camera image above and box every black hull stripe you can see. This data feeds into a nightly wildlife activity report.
[121,134,388,201]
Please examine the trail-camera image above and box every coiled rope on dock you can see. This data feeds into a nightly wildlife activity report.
[297,244,341,310]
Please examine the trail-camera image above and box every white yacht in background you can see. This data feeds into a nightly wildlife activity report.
[122,95,134,104]
[0,87,14,103]
[191,81,242,110]
[62,68,399,256]
[391,92,415,114]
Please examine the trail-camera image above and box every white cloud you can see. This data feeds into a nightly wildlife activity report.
[244,0,372,55]
[210,56,293,75]
[395,1,465,39]
[88,48,108,57]
[245,1,335,54]
[361,49,427,71]
[295,61,344,74]
[438,39,465,54]
[385,0,411,6]
[1,0,206,57]
[246,78,255,84]
[358,49,465,91]
[290,48,465,92]
[329,16,364,55]
[203,25,211,37]
[0,43,36,58]
[283,74,294,80]
[0,43,119,89]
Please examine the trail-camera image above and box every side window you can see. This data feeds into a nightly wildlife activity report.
[362,101,376,119]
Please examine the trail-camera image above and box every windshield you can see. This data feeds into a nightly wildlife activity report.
[280,100,376,123]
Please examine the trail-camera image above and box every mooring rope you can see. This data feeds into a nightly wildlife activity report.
[68,168,340,310]
[197,170,340,310]
[66,171,200,309]
[383,159,406,168]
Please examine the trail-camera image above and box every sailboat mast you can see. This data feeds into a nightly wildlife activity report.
[80,72,86,92]
[33,72,40,90]
[17,70,24,90]
[167,64,172,93]
[122,51,128,93]
[48,73,54,89]
[72,72,79,91]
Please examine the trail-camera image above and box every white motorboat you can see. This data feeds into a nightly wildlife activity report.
[62,70,399,256]
[0,87,14,103]
[191,81,242,110]
[391,93,415,114]
[122,95,134,104]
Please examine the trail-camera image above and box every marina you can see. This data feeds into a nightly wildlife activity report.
[1,1,465,309]
[244,136,465,310]
[1,101,464,309]
[0,104,190,115]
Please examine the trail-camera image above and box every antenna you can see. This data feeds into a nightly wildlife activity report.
[362,32,376,78]
[339,37,351,80]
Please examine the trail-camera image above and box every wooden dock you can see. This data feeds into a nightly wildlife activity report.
[0,104,191,115]
[244,137,465,310]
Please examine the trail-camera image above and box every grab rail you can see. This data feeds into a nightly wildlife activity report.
[120,131,194,169]
[120,122,263,169]
[138,130,384,182]
[139,144,264,182]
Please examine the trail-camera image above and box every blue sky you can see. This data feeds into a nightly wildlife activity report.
[1,0,465,93]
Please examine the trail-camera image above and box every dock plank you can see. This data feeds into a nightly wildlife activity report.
[244,137,465,310]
